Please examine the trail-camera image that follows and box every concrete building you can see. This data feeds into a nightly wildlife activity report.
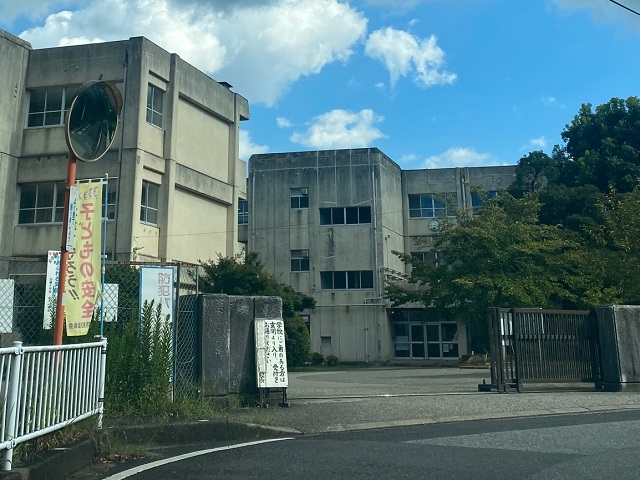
[0,29,248,264]
[248,148,516,363]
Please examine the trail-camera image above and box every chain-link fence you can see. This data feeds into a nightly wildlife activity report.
[0,257,202,398]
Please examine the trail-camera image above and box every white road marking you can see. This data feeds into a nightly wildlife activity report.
[102,437,295,480]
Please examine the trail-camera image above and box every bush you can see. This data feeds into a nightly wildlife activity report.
[105,300,173,415]
[326,354,339,366]
[310,352,324,365]
[284,315,311,368]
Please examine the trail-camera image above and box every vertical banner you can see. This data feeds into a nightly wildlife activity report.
[0,279,14,334]
[66,182,103,336]
[43,250,60,329]
[255,318,289,388]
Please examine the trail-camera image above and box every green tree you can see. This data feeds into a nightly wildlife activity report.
[592,187,640,303]
[386,194,615,347]
[200,252,315,367]
[510,150,558,195]
[556,97,640,193]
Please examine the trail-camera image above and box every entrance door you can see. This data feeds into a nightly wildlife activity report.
[410,324,425,358]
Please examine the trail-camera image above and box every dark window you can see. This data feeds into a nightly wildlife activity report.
[146,84,164,128]
[140,180,159,225]
[290,188,309,209]
[238,200,249,225]
[320,271,374,290]
[291,250,310,272]
[471,190,498,211]
[320,206,371,225]
[408,194,455,218]
[28,87,73,127]
[19,182,65,224]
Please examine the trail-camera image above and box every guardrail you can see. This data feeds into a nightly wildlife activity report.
[0,338,107,471]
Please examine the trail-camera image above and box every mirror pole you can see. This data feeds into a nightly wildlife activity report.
[54,151,78,345]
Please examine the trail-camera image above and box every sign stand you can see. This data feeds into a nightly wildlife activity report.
[255,318,289,408]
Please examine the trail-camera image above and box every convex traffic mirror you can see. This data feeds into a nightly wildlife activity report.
[65,81,123,162]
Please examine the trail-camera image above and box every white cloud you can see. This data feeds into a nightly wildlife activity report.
[521,136,548,151]
[17,0,368,106]
[398,153,419,166]
[364,27,456,88]
[423,147,502,169]
[239,129,268,161]
[290,109,386,149]
[276,117,293,128]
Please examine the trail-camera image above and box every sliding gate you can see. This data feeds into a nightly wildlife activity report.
[488,308,603,392]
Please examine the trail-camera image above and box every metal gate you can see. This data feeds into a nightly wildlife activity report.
[487,308,603,392]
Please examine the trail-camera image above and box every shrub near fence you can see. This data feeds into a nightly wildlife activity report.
[0,258,201,401]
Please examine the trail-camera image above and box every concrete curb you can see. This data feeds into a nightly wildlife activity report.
[0,421,301,480]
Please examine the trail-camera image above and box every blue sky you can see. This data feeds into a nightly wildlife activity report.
[2,0,640,169]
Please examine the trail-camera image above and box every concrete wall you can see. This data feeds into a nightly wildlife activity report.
[597,305,640,391]
[0,31,31,257]
[199,294,282,397]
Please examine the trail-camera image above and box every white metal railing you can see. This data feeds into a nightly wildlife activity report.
[0,338,107,471]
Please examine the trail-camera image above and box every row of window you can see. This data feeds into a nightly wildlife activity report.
[17,179,157,226]
[27,84,164,129]
[18,179,118,224]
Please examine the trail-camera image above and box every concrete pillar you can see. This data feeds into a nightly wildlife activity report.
[199,294,230,396]
[596,305,640,391]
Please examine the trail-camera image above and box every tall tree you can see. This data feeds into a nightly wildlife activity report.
[557,97,640,193]
[386,194,614,332]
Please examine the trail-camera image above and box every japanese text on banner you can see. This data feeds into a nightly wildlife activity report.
[65,182,102,336]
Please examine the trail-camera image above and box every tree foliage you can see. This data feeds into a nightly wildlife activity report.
[200,252,315,366]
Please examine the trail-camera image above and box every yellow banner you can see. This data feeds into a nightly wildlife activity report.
[65,182,103,336]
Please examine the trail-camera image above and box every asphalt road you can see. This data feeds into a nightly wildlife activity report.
[96,409,640,480]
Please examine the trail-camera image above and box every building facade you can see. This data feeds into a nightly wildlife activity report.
[248,148,516,363]
[0,29,248,265]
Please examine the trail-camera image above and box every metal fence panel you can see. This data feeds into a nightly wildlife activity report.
[487,308,603,392]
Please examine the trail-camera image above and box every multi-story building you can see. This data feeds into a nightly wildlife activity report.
[0,28,248,264]
[248,148,516,363]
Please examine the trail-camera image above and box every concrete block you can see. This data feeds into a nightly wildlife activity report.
[253,296,282,320]
[229,296,256,395]
[596,305,640,391]
[200,294,230,396]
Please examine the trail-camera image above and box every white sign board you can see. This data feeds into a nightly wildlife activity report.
[43,250,61,329]
[255,318,288,388]
[0,279,14,333]
[103,283,119,322]
[139,266,174,321]
[66,185,78,252]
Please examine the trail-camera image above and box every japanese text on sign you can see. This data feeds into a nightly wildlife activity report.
[255,318,288,388]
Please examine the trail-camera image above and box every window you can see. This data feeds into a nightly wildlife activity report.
[77,178,117,220]
[291,250,310,272]
[411,251,438,265]
[320,206,371,225]
[471,190,498,211]
[18,182,65,224]
[146,84,164,128]
[290,188,309,208]
[408,194,455,218]
[238,200,249,225]
[28,87,73,127]
[140,181,159,225]
[320,270,374,289]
